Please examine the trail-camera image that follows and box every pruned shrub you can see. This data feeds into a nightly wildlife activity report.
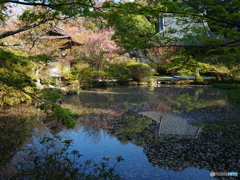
[126,62,152,82]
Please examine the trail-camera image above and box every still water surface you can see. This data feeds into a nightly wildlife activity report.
[9,85,240,179]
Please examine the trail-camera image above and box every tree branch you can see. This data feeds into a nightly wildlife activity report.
[6,0,93,8]
[0,17,54,39]
[153,38,240,48]
[182,1,239,27]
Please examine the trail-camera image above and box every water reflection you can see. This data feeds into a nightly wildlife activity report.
[0,105,37,177]
[60,86,240,179]
[4,85,240,179]
[108,116,240,173]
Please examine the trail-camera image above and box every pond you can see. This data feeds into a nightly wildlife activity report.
[1,85,240,179]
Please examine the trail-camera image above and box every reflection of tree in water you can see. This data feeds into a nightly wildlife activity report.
[168,88,221,113]
[65,87,151,109]
[108,110,153,146]
[77,112,117,143]
[0,105,37,176]
[64,86,239,175]
[130,87,226,116]
[128,89,204,136]
[108,113,240,175]
[80,124,103,144]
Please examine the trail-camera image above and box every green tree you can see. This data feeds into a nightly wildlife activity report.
[0,49,36,107]
[104,61,131,85]
[165,54,213,78]
[104,2,155,59]
[103,0,240,72]
[159,0,240,66]
[0,0,99,128]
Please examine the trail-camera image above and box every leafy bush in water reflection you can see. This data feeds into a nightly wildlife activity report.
[212,83,240,102]
[111,110,152,135]
[212,83,240,89]
[8,136,123,180]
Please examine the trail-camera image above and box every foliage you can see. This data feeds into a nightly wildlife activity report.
[145,77,155,85]
[104,61,131,85]
[42,77,56,86]
[0,83,33,107]
[0,48,36,107]
[126,62,152,82]
[77,44,107,71]
[103,2,157,61]
[165,54,214,77]
[68,58,152,87]
[156,66,168,75]
[8,136,123,179]
[0,47,77,127]
[195,77,206,84]
[52,105,77,128]
[69,64,105,89]
[0,48,35,88]
[36,90,77,128]
[30,54,53,64]
[103,0,240,79]
[105,9,155,55]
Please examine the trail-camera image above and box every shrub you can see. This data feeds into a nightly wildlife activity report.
[156,66,167,75]
[195,77,206,84]
[126,62,152,82]
[105,62,131,85]
[146,77,155,85]
[233,75,240,82]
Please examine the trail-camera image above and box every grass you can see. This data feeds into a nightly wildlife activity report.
[150,76,174,79]
[142,76,174,81]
